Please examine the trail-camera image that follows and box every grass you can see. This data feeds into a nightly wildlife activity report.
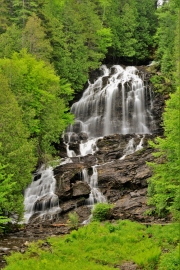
[4,220,179,270]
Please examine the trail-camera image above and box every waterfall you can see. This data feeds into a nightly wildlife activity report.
[120,135,144,160]
[24,64,155,223]
[82,166,106,207]
[136,135,144,151]
[67,65,154,137]
[24,166,61,223]
[82,166,106,224]
[79,138,98,156]
[157,0,168,7]
[64,132,76,157]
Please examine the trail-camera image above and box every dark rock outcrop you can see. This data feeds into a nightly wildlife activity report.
[30,132,168,225]
[95,141,155,222]
[72,181,91,197]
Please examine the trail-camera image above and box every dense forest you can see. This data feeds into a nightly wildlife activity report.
[0,0,179,237]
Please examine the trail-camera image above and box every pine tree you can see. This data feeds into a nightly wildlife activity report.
[12,0,38,27]
[0,0,10,33]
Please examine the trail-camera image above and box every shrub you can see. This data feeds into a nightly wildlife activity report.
[67,212,79,230]
[91,203,113,222]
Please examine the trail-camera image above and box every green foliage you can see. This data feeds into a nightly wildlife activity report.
[4,221,179,269]
[147,2,179,220]
[0,24,21,58]
[22,13,52,62]
[134,0,157,61]
[0,74,36,220]
[147,88,180,220]
[0,163,13,229]
[153,1,178,82]
[11,0,38,28]
[158,245,180,270]
[0,50,74,162]
[150,74,174,94]
[102,0,157,62]
[92,203,113,221]
[67,212,79,230]
[43,0,112,92]
[132,246,161,269]
[0,0,10,33]
[0,0,166,89]
[104,0,137,60]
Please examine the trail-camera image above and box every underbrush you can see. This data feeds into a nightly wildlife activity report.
[4,220,179,270]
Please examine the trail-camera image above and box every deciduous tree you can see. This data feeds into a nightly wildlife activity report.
[22,13,52,61]
[0,74,36,220]
[0,51,74,162]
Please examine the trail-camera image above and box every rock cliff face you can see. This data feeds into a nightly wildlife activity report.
[49,134,163,225]
[26,65,169,225]
[27,134,167,225]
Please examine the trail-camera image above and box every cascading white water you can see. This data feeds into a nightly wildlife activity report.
[79,138,98,156]
[82,166,106,207]
[66,144,76,157]
[120,138,135,160]
[64,132,76,157]
[157,0,168,7]
[67,65,154,137]
[82,166,106,224]
[136,135,144,151]
[120,135,144,160]
[24,166,61,223]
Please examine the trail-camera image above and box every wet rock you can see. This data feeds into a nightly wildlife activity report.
[12,246,19,250]
[68,142,80,155]
[78,132,88,141]
[24,241,30,246]
[130,191,140,198]
[111,193,152,222]
[0,247,10,256]
[60,198,86,213]
[79,154,97,167]
[96,134,150,163]
[54,163,85,175]
[54,163,85,200]
[72,181,91,197]
[75,206,91,223]
[34,194,59,212]
[135,166,152,180]
[64,132,79,143]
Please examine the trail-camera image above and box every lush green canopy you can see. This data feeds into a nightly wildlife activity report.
[0,74,36,220]
[148,88,180,220]
[147,0,180,220]
[0,50,74,161]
